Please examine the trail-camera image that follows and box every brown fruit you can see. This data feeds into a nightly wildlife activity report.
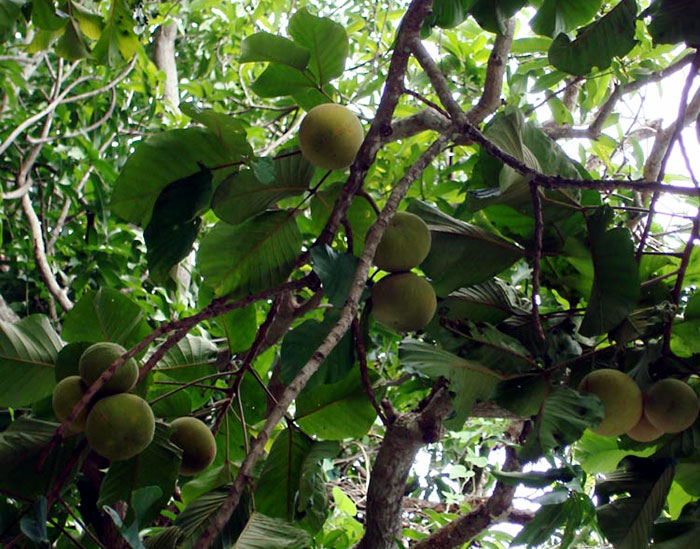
[371,273,437,332]
[169,417,217,476]
[298,103,364,170]
[79,342,139,395]
[52,376,89,432]
[374,211,431,272]
[644,378,700,433]
[578,369,643,437]
[626,414,664,443]
[85,393,155,461]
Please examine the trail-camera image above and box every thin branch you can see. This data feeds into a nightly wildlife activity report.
[352,318,387,425]
[529,182,546,347]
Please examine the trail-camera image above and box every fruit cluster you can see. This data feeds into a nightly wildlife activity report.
[578,368,700,442]
[52,342,216,474]
[370,212,437,332]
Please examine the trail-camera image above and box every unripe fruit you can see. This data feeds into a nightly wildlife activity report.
[578,369,643,437]
[298,103,364,170]
[371,273,437,332]
[52,376,89,432]
[644,378,700,433]
[79,342,139,395]
[374,212,431,272]
[169,417,217,476]
[85,394,155,461]
[626,414,664,443]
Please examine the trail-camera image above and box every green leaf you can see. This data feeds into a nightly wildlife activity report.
[55,18,90,60]
[469,0,529,34]
[521,387,605,462]
[531,0,604,37]
[280,310,354,390]
[297,441,338,532]
[55,341,91,381]
[112,127,245,226]
[20,498,48,544]
[672,293,700,357]
[311,245,359,308]
[71,1,103,40]
[32,0,66,31]
[288,8,348,85]
[408,201,524,296]
[153,335,218,383]
[62,288,151,350]
[580,208,640,337]
[233,512,311,548]
[181,463,235,505]
[646,0,700,45]
[219,306,257,354]
[423,0,478,30]
[548,0,638,76]
[175,488,251,545]
[255,428,335,521]
[92,0,139,66]
[440,279,528,324]
[0,315,62,407]
[295,369,377,440]
[198,211,302,297]
[0,418,82,499]
[178,105,253,159]
[652,501,700,548]
[575,429,656,474]
[211,160,310,225]
[98,424,182,527]
[250,63,316,98]
[0,0,24,43]
[399,339,503,428]
[239,32,310,70]
[492,467,578,488]
[493,375,549,417]
[596,456,675,549]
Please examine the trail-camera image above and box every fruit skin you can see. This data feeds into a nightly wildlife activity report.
[644,378,700,433]
[298,103,364,170]
[85,393,155,461]
[371,273,437,332]
[52,376,89,432]
[374,212,431,272]
[577,369,643,437]
[79,342,139,394]
[626,414,664,442]
[169,417,217,476]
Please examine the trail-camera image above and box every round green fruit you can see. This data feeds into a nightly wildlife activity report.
[85,393,155,461]
[79,342,138,395]
[374,212,431,272]
[169,417,217,476]
[52,376,89,432]
[644,378,700,433]
[626,414,663,443]
[578,369,642,437]
[371,273,437,332]
[298,103,364,170]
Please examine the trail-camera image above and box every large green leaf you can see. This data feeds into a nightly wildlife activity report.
[0,418,82,498]
[198,211,302,297]
[144,168,212,283]
[399,339,503,428]
[295,370,377,440]
[288,8,348,85]
[469,0,529,34]
[92,0,139,66]
[297,441,339,532]
[548,0,638,76]
[234,513,311,549]
[423,0,477,30]
[98,424,182,527]
[310,245,359,308]
[152,335,218,383]
[256,428,336,523]
[672,294,700,357]
[521,387,605,462]
[211,157,312,225]
[111,127,248,226]
[574,430,655,474]
[0,0,24,43]
[179,105,254,159]
[646,0,700,45]
[0,315,62,407]
[652,501,700,548]
[250,63,317,98]
[596,457,675,549]
[61,288,151,350]
[280,310,355,390]
[531,0,604,37]
[408,201,524,296]
[175,488,251,547]
[440,279,528,324]
[239,32,310,69]
[580,208,640,337]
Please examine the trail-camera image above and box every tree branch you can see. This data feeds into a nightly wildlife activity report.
[153,22,180,106]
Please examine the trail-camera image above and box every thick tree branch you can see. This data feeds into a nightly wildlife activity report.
[153,22,180,106]
[356,384,453,549]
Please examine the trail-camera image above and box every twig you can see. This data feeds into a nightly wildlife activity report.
[529,182,546,347]
[352,318,388,425]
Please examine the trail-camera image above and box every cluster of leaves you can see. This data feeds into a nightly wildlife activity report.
[2,0,700,548]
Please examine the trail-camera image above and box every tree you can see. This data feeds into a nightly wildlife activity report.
[2,0,700,547]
